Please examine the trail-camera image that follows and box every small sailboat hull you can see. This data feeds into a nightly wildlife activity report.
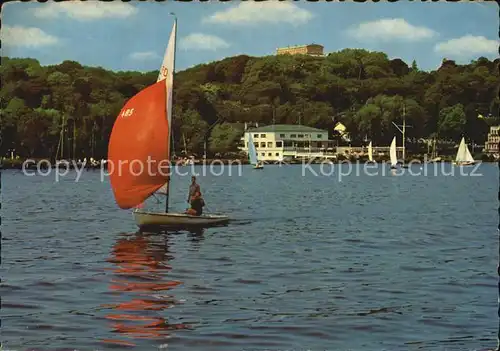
[134,210,230,230]
[427,157,442,163]
[253,164,264,169]
[452,161,475,166]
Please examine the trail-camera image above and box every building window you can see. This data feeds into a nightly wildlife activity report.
[275,153,279,156]
[280,134,286,138]
[276,141,283,147]
[298,134,304,138]
[268,153,272,156]
[260,142,266,148]
[267,142,273,148]
[317,134,322,139]
[261,134,266,138]
[291,134,297,138]
[261,153,265,156]
[254,134,258,138]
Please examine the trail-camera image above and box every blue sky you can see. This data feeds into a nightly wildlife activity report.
[1,0,498,73]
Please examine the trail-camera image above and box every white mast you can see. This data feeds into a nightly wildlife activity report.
[157,15,177,213]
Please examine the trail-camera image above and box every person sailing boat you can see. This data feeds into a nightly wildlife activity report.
[187,176,201,203]
[185,190,205,216]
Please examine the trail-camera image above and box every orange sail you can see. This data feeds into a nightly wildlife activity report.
[108,79,170,209]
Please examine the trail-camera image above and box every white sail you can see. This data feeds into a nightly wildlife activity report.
[158,20,176,129]
[156,20,177,196]
[389,137,397,166]
[455,137,466,162]
[456,137,475,163]
[464,144,474,162]
[248,134,258,165]
[368,141,373,162]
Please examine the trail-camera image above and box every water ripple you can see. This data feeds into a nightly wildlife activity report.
[1,165,497,350]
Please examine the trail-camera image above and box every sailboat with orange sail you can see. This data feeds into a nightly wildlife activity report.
[107,16,229,230]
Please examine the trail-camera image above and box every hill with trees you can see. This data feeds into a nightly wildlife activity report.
[1,49,498,160]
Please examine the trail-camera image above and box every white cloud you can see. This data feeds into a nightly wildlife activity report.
[203,1,313,26]
[129,51,159,61]
[434,35,498,57]
[179,33,230,51]
[33,1,137,21]
[1,25,60,48]
[346,18,437,42]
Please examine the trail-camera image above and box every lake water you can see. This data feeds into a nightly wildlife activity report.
[2,162,498,350]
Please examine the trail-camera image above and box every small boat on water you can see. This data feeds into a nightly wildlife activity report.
[453,137,476,166]
[134,211,229,229]
[248,134,264,170]
[107,17,229,230]
[388,136,408,169]
[367,141,376,164]
[389,137,398,169]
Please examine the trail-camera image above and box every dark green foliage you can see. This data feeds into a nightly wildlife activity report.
[1,51,498,158]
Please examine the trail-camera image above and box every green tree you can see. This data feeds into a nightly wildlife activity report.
[179,109,209,154]
[1,52,498,159]
[209,123,243,154]
[411,60,418,72]
[438,103,466,140]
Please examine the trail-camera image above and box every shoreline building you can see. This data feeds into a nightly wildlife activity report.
[240,124,405,162]
[276,44,324,57]
[484,125,500,155]
[241,124,333,162]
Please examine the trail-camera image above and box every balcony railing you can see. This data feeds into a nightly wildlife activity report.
[283,147,336,153]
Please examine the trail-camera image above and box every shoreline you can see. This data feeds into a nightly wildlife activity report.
[0,156,497,170]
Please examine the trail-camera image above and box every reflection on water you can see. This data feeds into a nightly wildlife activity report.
[101,231,192,347]
[186,228,205,247]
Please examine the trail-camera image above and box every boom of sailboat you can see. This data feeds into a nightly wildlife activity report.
[107,18,229,230]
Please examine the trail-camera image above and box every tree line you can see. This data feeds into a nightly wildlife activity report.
[1,49,498,160]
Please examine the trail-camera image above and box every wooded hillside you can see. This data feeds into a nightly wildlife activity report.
[1,49,498,159]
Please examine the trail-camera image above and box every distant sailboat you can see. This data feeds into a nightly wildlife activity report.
[389,137,398,169]
[367,141,375,163]
[248,134,263,169]
[453,137,475,166]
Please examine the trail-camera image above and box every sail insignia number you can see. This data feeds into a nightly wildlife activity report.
[121,108,134,118]
[161,66,168,77]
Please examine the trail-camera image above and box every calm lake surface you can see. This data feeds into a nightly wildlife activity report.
[2,162,498,350]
